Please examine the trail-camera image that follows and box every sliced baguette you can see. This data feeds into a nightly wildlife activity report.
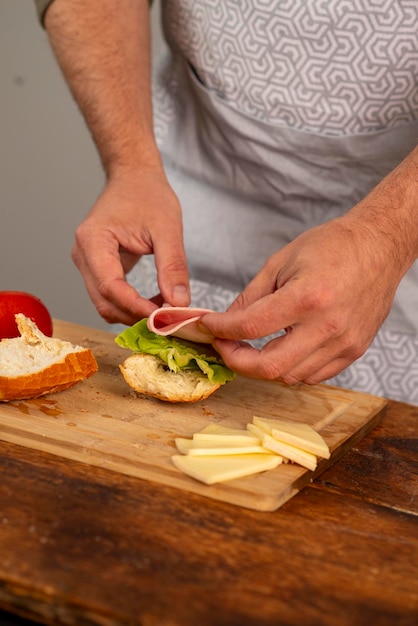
[119,352,221,403]
[0,314,98,401]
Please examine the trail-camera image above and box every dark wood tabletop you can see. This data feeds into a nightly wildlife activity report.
[0,397,417,626]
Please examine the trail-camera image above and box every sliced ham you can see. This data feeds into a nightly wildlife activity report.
[147,307,215,343]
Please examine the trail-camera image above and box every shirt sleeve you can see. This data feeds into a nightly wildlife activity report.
[33,0,56,25]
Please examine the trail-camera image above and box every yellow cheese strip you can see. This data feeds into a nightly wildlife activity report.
[172,415,329,485]
[253,415,330,459]
[247,423,317,471]
[175,437,271,456]
[193,424,261,444]
[171,453,282,485]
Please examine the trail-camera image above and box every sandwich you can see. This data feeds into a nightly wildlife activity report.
[115,307,236,403]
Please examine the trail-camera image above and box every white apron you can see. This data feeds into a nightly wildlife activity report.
[128,0,418,403]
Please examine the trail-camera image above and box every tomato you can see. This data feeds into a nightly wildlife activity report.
[0,291,53,339]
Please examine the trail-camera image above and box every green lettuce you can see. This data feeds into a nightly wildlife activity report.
[115,319,236,385]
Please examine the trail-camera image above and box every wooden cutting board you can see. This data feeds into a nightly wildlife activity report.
[0,320,387,511]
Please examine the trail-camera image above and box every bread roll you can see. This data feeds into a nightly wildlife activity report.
[0,314,98,401]
[120,353,221,403]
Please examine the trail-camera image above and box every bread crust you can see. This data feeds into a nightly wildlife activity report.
[0,314,98,401]
[119,353,221,403]
[0,350,98,401]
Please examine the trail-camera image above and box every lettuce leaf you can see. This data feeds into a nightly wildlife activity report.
[115,319,236,385]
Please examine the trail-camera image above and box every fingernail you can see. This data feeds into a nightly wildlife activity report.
[172,284,190,303]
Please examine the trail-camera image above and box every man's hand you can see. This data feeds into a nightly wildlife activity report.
[201,215,406,384]
[202,142,418,385]
[72,168,190,325]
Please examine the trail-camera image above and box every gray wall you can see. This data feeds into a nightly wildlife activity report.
[1,1,163,331]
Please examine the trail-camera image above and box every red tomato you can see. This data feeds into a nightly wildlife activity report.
[0,291,53,339]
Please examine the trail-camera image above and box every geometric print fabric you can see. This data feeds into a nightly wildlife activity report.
[163,0,418,136]
[329,329,418,405]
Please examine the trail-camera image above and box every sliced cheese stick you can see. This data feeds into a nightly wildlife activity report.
[171,453,282,485]
[247,423,317,471]
[193,424,261,445]
[253,415,330,458]
[175,437,271,456]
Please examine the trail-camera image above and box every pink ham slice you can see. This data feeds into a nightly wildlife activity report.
[147,306,215,343]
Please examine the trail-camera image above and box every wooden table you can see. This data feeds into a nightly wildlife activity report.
[0,394,417,626]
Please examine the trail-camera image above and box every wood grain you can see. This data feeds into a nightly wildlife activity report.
[0,320,387,511]
[0,398,416,626]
